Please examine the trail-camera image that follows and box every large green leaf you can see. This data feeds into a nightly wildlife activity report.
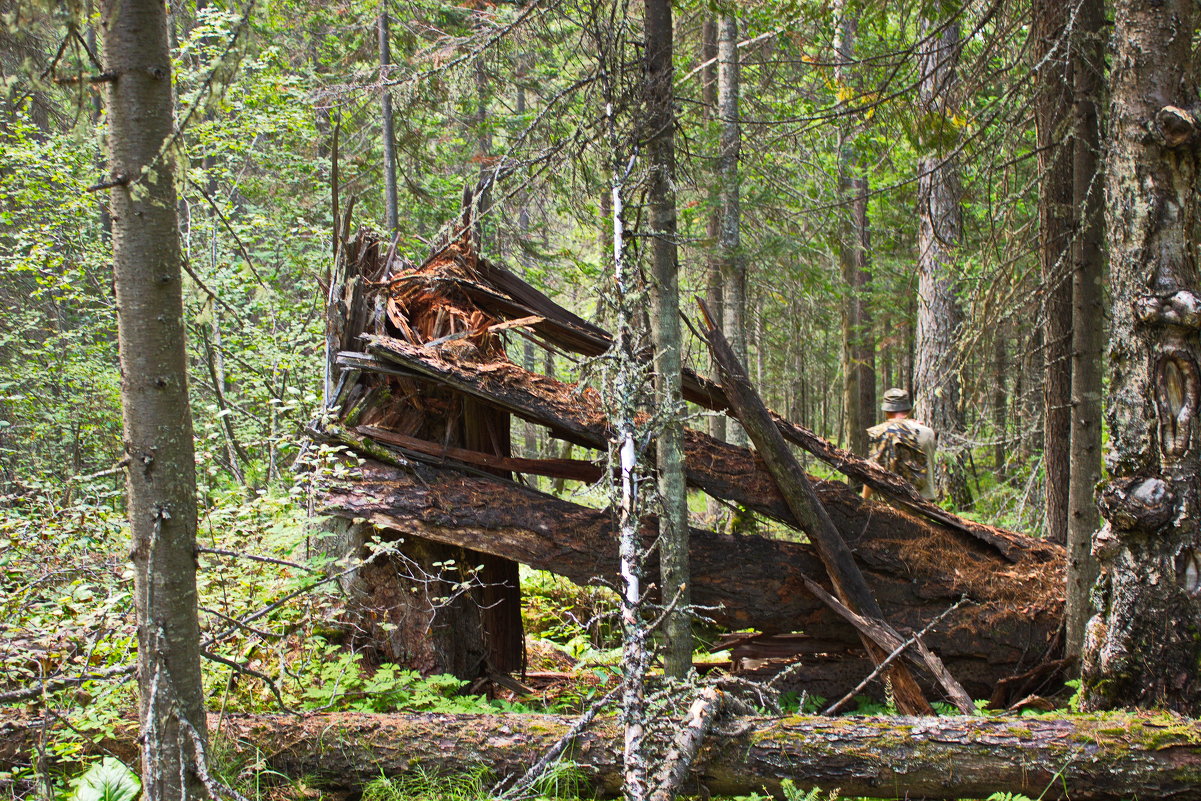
[70,757,141,801]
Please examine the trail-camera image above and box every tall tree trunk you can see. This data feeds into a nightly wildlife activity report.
[914,15,970,507]
[1033,0,1075,546]
[101,1,206,798]
[643,0,691,678]
[701,19,725,526]
[835,4,875,462]
[378,3,398,234]
[1082,0,1201,713]
[717,15,746,452]
[1065,0,1105,660]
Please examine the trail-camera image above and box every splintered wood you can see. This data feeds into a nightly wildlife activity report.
[316,229,1068,705]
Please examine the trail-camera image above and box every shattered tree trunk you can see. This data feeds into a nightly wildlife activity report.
[325,458,1060,702]
[323,236,521,678]
[1082,0,1201,713]
[9,711,1201,801]
[319,230,1065,700]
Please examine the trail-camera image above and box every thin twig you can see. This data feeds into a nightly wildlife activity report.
[196,545,318,573]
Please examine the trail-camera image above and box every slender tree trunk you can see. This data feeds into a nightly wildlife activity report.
[101,1,206,798]
[1082,0,1201,714]
[835,4,875,462]
[378,3,398,234]
[993,330,1008,472]
[717,14,746,452]
[1064,0,1105,660]
[1033,0,1074,546]
[701,19,725,527]
[643,0,691,679]
[914,15,969,506]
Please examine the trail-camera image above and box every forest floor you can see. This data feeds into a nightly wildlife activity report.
[0,477,1065,801]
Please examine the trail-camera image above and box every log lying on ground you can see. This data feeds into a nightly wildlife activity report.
[7,709,1201,800]
[324,459,1060,700]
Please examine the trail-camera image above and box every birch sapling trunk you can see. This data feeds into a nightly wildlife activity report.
[101,0,207,798]
[608,108,650,801]
[643,0,691,679]
[1064,0,1104,659]
[1082,0,1201,713]
[1033,0,1075,546]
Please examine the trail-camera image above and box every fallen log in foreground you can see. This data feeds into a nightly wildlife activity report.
[325,460,1058,700]
[6,710,1201,800]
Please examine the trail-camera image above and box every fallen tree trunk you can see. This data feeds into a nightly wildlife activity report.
[6,710,1201,800]
[449,255,1022,558]
[324,459,1060,700]
[350,338,1046,564]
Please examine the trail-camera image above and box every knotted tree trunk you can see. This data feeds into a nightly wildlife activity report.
[1082,0,1201,713]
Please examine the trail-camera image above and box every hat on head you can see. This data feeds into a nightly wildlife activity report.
[882,388,913,412]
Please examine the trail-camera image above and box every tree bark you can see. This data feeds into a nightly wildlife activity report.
[378,3,398,234]
[716,14,747,454]
[101,1,206,798]
[643,0,691,679]
[1065,0,1105,660]
[1033,0,1075,546]
[914,15,969,507]
[10,710,1201,801]
[834,2,875,462]
[1082,0,1201,714]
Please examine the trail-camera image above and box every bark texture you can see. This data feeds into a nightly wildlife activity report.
[1033,0,1075,546]
[914,15,969,506]
[1065,0,1105,660]
[101,1,206,798]
[643,0,691,678]
[1082,0,1201,713]
[9,710,1201,801]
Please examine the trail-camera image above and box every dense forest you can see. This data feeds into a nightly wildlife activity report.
[4,0,1201,798]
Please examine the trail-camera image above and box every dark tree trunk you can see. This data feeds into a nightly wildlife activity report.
[1082,0,1201,713]
[1065,0,1105,660]
[914,15,970,507]
[378,3,398,234]
[1034,0,1075,547]
[643,0,691,677]
[101,0,206,797]
[835,3,875,462]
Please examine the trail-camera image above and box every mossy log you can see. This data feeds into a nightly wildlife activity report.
[5,710,1201,799]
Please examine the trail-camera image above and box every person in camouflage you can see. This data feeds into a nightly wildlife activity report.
[862,388,937,500]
